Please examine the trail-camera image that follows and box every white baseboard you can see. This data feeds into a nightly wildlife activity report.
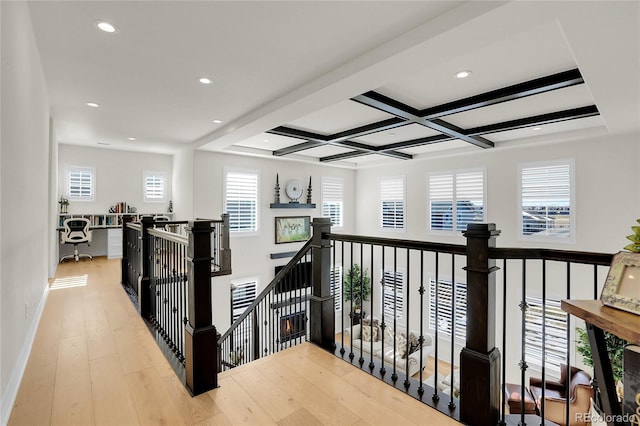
[1,283,49,426]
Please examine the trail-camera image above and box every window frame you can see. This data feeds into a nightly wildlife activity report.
[428,168,486,235]
[143,171,166,203]
[379,176,406,232]
[66,166,95,202]
[518,159,575,244]
[321,176,344,229]
[223,168,259,235]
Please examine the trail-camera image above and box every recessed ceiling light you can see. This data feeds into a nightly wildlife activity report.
[86,102,99,108]
[264,139,269,143]
[455,70,472,79]
[532,127,542,131]
[128,137,136,141]
[96,21,117,33]
[212,119,222,124]
[199,77,212,85]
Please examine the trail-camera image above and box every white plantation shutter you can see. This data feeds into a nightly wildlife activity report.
[429,170,484,232]
[68,167,94,201]
[429,174,453,231]
[225,171,258,233]
[144,172,165,201]
[525,297,567,373]
[428,278,467,341]
[380,177,405,230]
[381,269,404,320]
[330,265,343,311]
[322,177,343,228]
[231,279,257,322]
[520,161,573,240]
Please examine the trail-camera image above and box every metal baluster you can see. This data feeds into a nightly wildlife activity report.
[368,243,375,372]
[359,243,365,368]
[540,259,547,424]
[418,250,425,398]
[500,259,507,425]
[380,245,386,377]
[448,254,455,410]
[433,251,440,402]
[404,248,411,390]
[391,246,398,383]
[519,259,528,426]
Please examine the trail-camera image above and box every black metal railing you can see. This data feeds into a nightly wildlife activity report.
[491,248,613,426]
[328,233,467,417]
[218,240,313,371]
[121,214,232,396]
[212,218,614,424]
[148,226,189,364]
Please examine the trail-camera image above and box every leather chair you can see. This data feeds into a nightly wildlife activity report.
[529,364,593,425]
[60,218,93,262]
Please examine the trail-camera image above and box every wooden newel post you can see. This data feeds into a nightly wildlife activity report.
[139,216,154,318]
[184,220,218,395]
[310,217,335,351]
[461,223,501,426]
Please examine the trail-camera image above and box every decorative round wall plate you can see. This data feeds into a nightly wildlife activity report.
[285,179,303,202]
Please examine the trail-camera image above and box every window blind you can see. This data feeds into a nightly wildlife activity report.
[428,278,467,341]
[231,279,257,323]
[429,170,484,232]
[520,162,572,239]
[330,265,343,311]
[524,296,567,373]
[144,173,165,201]
[382,269,404,320]
[225,171,258,233]
[68,168,94,200]
[380,177,405,230]
[322,177,343,228]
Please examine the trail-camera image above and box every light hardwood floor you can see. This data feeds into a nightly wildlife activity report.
[9,257,460,425]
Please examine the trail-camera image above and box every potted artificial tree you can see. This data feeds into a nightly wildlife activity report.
[343,264,371,325]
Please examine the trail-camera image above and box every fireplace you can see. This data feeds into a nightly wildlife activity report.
[280,311,306,343]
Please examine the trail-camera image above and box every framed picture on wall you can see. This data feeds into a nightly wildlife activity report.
[275,216,311,244]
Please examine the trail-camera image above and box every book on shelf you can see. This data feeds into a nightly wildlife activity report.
[624,345,640,422]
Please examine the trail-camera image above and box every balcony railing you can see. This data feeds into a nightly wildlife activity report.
[121,214,231,396]
[218,219,615,425]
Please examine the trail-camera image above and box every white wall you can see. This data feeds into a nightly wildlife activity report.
[48,119,58,278]
[193,151,356,331]
[58,144,173,215]
[172,146,194,220]
[0,2,51,422]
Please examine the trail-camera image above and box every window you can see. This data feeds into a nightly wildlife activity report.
[524,296,567,373]
[381,268,404,320]
[380,176,405,230]
[519,160,574,241]
[67,166,95,201]
[330,265,343,311]
[322,177,343,228]
[231,279,257,323]
[428,278,467,341]
[224,170,259,233]
[429,170,485,232]
[144,172,165,202]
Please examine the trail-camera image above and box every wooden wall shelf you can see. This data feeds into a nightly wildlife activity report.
[269,203,316,209]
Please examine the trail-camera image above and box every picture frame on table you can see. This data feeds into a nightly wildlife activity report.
[600,251,640,315]
[275,216,310,244]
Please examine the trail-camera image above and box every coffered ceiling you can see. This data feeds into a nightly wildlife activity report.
[27,1,639,168]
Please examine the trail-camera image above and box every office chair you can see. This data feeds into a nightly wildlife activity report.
[60,218,93,262]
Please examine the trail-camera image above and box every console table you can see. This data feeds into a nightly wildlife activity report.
[561,299,640,426]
